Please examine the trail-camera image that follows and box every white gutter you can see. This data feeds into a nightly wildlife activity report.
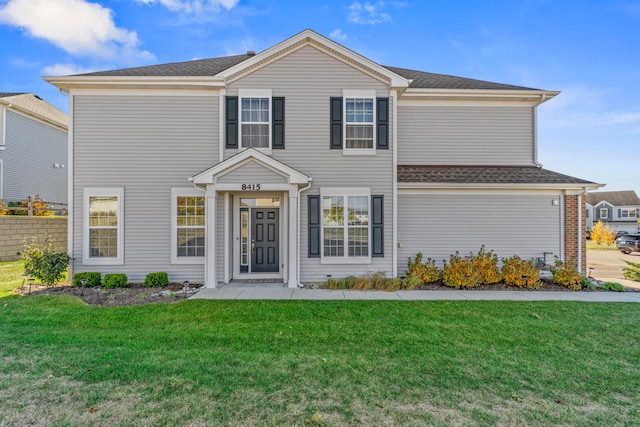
[391,90,398,278]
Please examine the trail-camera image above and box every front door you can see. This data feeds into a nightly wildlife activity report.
[251,208,279,272]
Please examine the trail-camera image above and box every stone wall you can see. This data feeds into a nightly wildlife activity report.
[0,217,67,262]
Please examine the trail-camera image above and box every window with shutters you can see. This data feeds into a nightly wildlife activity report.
[343,90,375,152]
[239,89,271,149]
[320,188,371,264]
[620,208,637,219]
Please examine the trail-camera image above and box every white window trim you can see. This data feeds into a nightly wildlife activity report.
[620,208,637,219]
[342,89,376,155]
[238,89,273,153]
[171,188,206,264]
[320,187,372,265]
[1,108,6,150]
[0,159,3,199]
[600,208,608,219]
[83,188,124,265]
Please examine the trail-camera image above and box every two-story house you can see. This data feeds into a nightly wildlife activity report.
[45,29,600,287]
[0,93,68,203]
[586,190,640,234]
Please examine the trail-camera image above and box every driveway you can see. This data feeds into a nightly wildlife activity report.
[586,249,640,289]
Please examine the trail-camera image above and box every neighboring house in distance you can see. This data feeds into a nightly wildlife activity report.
[45,29,601,287]
[586,190,640,234]
[0,93,68,203]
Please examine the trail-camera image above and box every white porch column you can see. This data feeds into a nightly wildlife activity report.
[205,189,217,288]
[288,190,299,288]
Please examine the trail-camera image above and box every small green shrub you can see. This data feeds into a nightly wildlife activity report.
[622,260,640,281]
[103,273,128,288]
[473,246,502,285]
[501,256,540,289]
[581,276,596,290]
[22,238,70,286]
[72,272,102,287]
[443,252,481,289]
[601,282,625,292]
[144,272,169,287]
[550,258,581,290]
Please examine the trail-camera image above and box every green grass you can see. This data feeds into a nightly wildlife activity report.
[0,259,26,297]
[587,240,618,251]
[1,293,640,425]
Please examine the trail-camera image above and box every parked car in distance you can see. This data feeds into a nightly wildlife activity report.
[616,234,640,254]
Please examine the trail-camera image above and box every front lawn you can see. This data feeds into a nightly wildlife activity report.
[587,240,618,251]
[1,291,639,425]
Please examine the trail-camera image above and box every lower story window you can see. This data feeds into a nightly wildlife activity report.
[322,190,370,259]
[83,188,124,265]
[172,188,205,264]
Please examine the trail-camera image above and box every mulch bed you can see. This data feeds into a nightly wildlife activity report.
[17,282,203,306]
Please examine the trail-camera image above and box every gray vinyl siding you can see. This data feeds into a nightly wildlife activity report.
[72,94,218,281]
[217,161,288,184]
[396,192,562,275]
[227,45,394,281]
[0,109,67,202]
[397,104,534,165]
[594,204,613,221]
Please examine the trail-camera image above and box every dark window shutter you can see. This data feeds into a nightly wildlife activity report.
[308,195,321,257]
[372,195,384,257]
[225,96,238,149]
[618,208,621,217]
[376,97,389,150]
[330,97,343,149]
[272,97,285,149]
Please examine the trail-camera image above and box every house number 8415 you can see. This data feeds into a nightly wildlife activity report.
[241,184,261,191]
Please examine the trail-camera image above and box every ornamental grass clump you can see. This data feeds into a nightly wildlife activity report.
[472,246,502,285]
[501,255,541,289]
[550,258,581,290]
[443,252,481,289]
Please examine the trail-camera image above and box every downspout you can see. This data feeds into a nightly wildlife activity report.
[577,187,587,273]
[297,179,313,286]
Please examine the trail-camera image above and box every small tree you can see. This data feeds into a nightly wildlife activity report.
[22,237,70,286]
[590,220,616,245]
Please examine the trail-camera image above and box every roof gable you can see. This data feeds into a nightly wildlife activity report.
[0,93,68,129]
[586,190,640,206]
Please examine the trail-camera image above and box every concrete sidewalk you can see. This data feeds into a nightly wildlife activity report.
[191,286,640,302]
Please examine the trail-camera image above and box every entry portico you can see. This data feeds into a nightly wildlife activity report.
[192,148,311,288]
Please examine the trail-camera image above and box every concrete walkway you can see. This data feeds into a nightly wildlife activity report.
[191,285,640,302]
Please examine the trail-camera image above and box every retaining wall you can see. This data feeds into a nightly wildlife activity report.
[0,217,67,262]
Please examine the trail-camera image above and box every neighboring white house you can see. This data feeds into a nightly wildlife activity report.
[45,29,601,287]
[586,190,640,234]
[0,93,68,203]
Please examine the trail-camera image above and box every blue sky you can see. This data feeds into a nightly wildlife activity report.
[1,0,638,194]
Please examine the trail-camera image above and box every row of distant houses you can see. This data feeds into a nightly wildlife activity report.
[586,191,640,234]
[1,30,637,285]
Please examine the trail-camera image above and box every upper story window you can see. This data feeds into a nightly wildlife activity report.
[621,208,637,219]
[345,97,374,149]
[241,95,270,149]
[330,90,388,153]
[600,208,608,219]
[226,90,285,151]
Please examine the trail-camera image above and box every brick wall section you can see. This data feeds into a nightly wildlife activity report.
[0,217,67,262]
[564,195,586,274]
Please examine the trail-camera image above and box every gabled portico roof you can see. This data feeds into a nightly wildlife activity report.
[191,148,311,185]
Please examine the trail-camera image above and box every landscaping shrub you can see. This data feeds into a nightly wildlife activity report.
[325,276,356,290]
[622,260,640,281]
[22,238,70,286]
[103,273,128,288]
[407,253,441,283]
[443,252,481,289]
[550,258,581,290]
[72,272,101,287]
[472,246,502,285]
[402,273,423,290]
[501,256,540,289]
[144,272,169,287]
[581,276,596,290]
[590,220,616,245]
[601,282,625,292]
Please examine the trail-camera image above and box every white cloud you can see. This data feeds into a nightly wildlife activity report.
[135,0,239,14]
[0,0,154,62]
[330,29,347,42]
[41,63,101,76]
[348,1,391,25]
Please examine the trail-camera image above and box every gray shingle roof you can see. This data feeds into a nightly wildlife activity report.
[0,93,68,128]
[0,92,27,98]
[69,54,539,91]
[383,66,537,90]
[586,190,640,206]
[398,165,596,185]
[75,54,253,77]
